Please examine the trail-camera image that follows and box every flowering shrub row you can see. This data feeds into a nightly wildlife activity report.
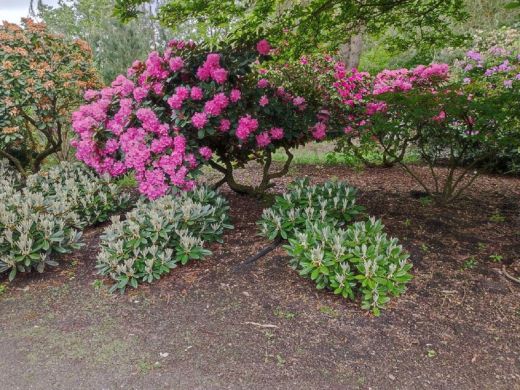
[258,178,411,315]
[72,39,325,199]
[0,160,131,280]
[96,186,232,292]
[274,50,518,201]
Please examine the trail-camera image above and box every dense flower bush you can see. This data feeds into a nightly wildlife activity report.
[369,61,519,201]
[0,160,83,280]
[0,19,100,176]
[258,178,411,315]
[72,39,326,198]
[272,49,518,200]
[285,218,412,316]
[26,162,132,226]
[96,186,232,292]
[453,28,520,174]
[258,178,364,240]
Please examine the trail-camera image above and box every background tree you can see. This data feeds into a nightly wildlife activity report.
[359,0,520,72]
[113,0,468,63]
[36,0,172,84]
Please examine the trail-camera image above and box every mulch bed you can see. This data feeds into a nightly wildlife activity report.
[1,164,519,389]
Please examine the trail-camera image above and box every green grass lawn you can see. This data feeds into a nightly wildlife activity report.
[272,141,420,167]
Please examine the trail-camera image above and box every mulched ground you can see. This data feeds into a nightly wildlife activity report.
[1,164,519,390]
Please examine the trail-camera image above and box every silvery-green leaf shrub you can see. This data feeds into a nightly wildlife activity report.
[0,159,22,190]
[0,187,83,280]
[26,162,132,226]
[285,218,412,316]
[96,186,233,293]
[257,178,364,240]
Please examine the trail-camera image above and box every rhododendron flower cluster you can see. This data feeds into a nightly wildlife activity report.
[72,40,323,199]
[372,64,449,96]
[455,45,519,92]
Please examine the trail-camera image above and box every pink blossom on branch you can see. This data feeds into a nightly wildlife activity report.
[259,95,269,107]
[191,112,208,129]
[256,132,271,147]
[256,39,271,56]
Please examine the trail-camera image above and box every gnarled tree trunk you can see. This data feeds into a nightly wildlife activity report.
[209,147,293,196]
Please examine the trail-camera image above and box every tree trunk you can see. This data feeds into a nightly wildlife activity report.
[339,31,364,69]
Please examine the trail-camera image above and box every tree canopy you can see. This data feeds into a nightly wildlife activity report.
[113,0,468,59]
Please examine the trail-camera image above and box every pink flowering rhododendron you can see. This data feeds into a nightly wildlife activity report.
[71,39,324,199]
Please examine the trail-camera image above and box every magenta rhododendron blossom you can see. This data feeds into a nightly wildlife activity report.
[191,112,208,129]
[311,122,327,140]
[256,39,271,56]
[190,86,204,100]
[199,146,213,160]
[236,115,259,140]
[269,127,284,140]
[84,89,99,101]
[256,132,271,147]
[230,89,241,102]
[169,56,184,72]
[259,95,269,106]
[219,118,231,132]
[133,87,148,102]
[257,78,269,88]
[293,96,306,106]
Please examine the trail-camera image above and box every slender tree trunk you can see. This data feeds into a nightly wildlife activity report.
[339,30,364,69]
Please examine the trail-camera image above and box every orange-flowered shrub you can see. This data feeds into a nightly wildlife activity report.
[0,18,100,175]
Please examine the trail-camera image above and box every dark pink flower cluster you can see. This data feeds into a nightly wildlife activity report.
[72,39,321,199]
[373,64,449,96]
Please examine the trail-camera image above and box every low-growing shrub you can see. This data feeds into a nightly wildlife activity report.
[0,160,131,280]
[257,178,364,240]
[285,218,412,316]
[96,186,232,292]
[26,162,132,226]
[258,178,412,315]
[0,184,83,280]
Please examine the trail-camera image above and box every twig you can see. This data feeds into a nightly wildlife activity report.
[244,322,279,329]
[502,265,520,285]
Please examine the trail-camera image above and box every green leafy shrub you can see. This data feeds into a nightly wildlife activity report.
[0,167,83,280]
[0,159,22,190]
[96,186,233,292]
[26,162,132,226]
[258,178,412,315]
[258,178,364,240]
[285,218,412,316]
[0,160,130,280]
